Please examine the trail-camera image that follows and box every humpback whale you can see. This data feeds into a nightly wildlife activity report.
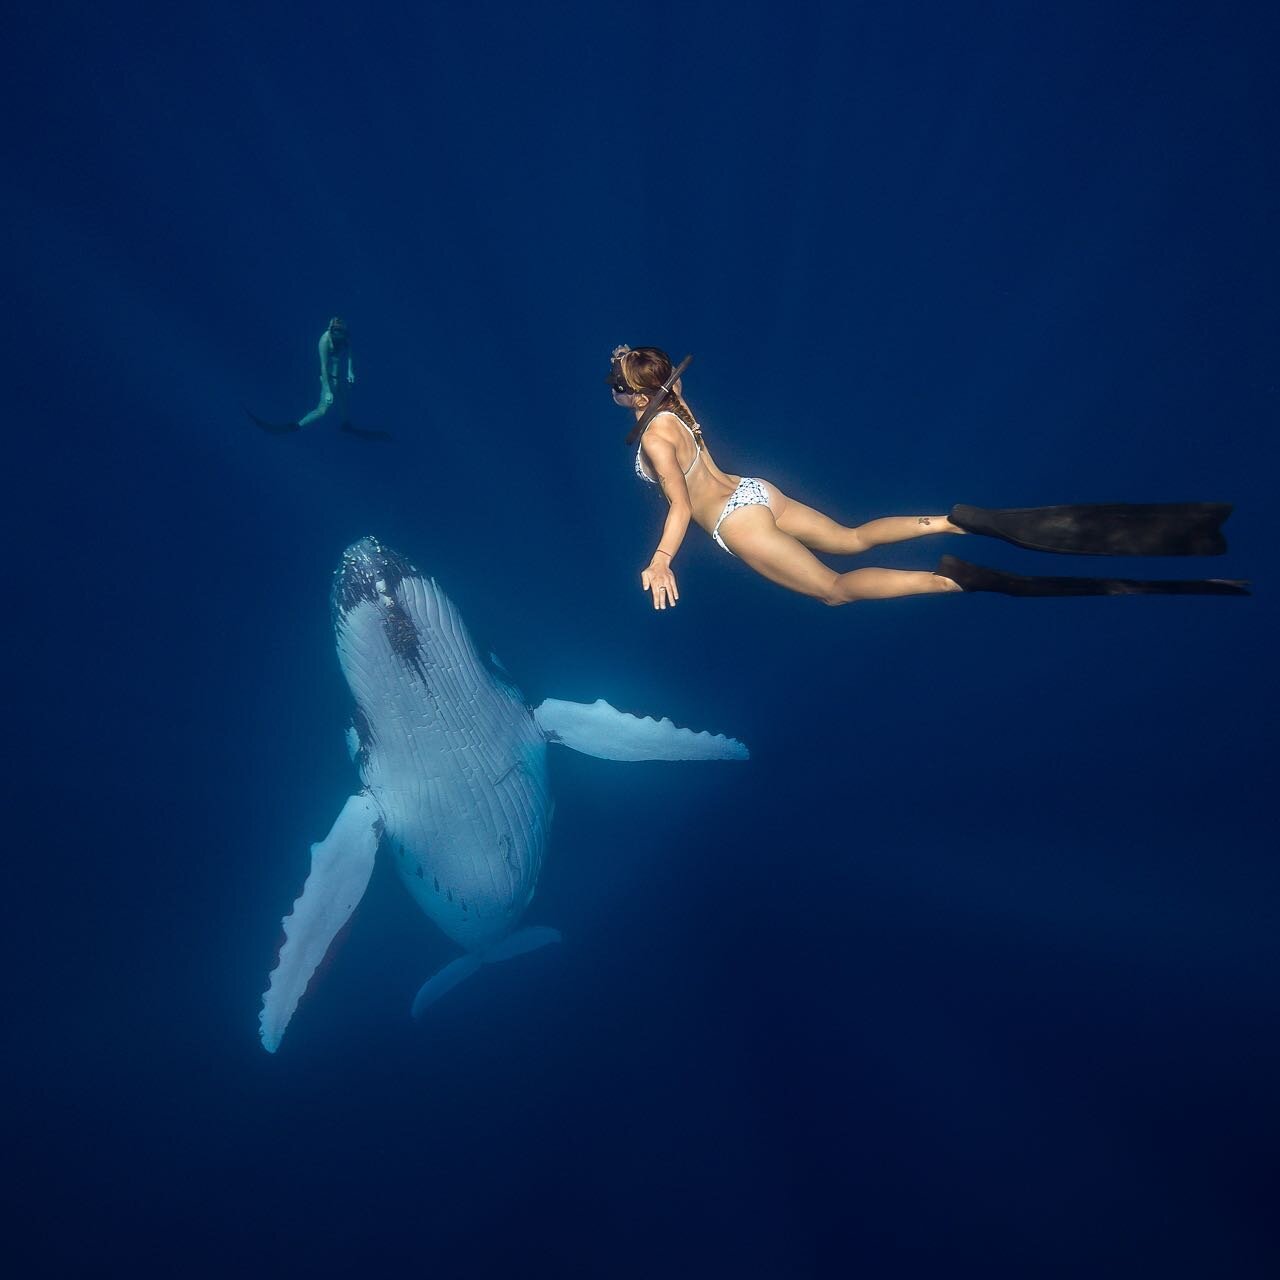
[259,537,748,1052]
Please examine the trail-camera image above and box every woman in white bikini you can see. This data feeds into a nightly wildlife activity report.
[610,345,1247,611]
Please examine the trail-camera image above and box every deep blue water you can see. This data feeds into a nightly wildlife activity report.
[9,1,1279,1274]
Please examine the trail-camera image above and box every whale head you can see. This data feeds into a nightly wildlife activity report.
[330,535,433,679]
[332,536,419,618]
[329,536,525,781]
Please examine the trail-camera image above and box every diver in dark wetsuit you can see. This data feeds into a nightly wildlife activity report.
[299,316,355,428]
[247,317,389,439]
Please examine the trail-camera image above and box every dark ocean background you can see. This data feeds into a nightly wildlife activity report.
[8,1,1278,1274]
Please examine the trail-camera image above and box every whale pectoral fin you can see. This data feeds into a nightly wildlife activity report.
[259,794,381,1053]
[533,697,749,762]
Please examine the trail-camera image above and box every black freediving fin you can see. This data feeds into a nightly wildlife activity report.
[340,421,393,442]
[936,554,1250,597]
[948,502,1232,556]
[245,405,300,435]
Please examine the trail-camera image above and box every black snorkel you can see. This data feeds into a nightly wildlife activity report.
[622,353,694,446]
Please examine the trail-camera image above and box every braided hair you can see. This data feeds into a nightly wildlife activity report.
[619,347,705,446]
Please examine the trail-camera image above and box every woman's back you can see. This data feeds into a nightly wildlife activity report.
[635,411,740,528]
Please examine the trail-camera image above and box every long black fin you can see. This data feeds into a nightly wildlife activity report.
[949,502,1232,556]
[937,554,1250,597]
[245,405,300,435]
[340,421,393,442]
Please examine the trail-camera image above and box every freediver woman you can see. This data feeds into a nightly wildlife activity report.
[608,345,1249,611]
[247,316,390,439]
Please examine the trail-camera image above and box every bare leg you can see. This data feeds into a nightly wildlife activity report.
[827,566,960,602]
[771,489,963,556]
[299,379,335,428]
[719,506,960,605]
[851,513,964,548]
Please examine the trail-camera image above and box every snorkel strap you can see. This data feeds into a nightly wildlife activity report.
[624,354,694,446]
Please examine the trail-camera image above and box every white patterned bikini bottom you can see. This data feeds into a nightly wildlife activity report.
[712,477,777,554]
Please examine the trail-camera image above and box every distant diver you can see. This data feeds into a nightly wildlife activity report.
[608,345,1249,609]
[247,316,391,440]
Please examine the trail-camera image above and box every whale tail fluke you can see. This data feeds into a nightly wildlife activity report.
[410,954,482,1016]
[410,926,563,1018]
[483,925,562,961]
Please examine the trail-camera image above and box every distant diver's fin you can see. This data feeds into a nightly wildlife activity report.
[410,926,562,1018]
[259,793,382,1052]
[245,404,300,435]
[340,421,393,442]
[937,554,1251,597]
[948,502,1233,556]
[533,697,749,761]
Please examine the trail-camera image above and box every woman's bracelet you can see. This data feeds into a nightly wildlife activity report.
[654,549,673,560]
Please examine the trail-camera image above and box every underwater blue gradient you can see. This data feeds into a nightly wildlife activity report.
[7,0,1278,1274]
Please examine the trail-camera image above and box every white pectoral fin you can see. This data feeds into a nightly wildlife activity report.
[533,698,749,762]
[258,793,381,1053]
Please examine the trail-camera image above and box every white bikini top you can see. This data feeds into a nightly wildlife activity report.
[634,413,703,484]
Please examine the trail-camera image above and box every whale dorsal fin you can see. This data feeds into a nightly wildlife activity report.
[533,698,748,762]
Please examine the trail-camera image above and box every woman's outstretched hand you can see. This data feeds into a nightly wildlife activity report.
[641,556,679,610]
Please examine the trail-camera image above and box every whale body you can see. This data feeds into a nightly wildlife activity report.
[259,537,748,1051]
